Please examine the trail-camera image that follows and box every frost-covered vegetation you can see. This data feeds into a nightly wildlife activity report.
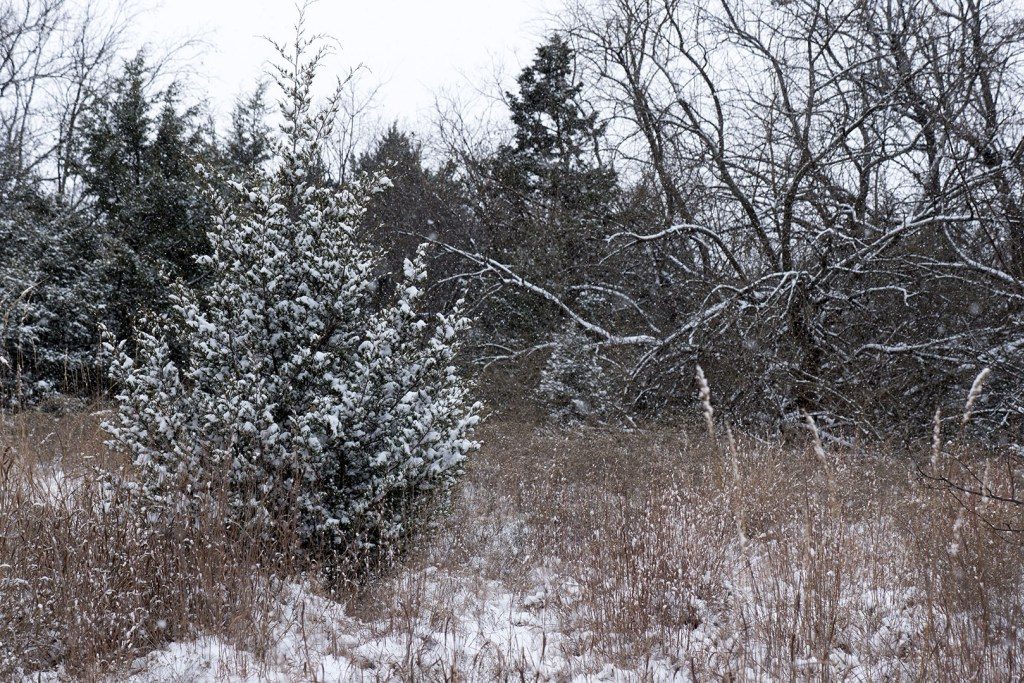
[5,0,1024,434]
[105,32,478,559]
[2,0,1024,679]
[3,406,1024,680]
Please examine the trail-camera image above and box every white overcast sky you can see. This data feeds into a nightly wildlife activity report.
[127,0,562,127]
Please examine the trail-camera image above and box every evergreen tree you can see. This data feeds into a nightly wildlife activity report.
[356,125,470,290]
[538,322,614,423]
[105,32,479,561]
[149,86,213,281]
[0,190,110,404]
[76,54,213,338]
[225,83,273,179]
[468,35,621,400]
[489,35,618,285]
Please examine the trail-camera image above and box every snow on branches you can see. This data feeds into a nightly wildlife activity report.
[104,26,479,558]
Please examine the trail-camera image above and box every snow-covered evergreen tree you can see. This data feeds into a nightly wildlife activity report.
[0,194,110,406]
[538,323,614,423]
[104,28,479,558]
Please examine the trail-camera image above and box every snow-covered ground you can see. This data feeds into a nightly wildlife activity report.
[31,572,678,682]
[10,422,1024,681]
[28,547,1013,681]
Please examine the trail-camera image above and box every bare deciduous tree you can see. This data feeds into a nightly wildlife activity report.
[442,0,1024,434]
[0,0,128,198]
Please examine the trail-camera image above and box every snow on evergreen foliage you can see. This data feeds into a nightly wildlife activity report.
[104,33,480,556]
[0,199,109,406]
[538,323,613,423]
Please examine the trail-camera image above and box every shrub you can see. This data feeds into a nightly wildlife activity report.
[538,323,614,423]
[104,33,479,562]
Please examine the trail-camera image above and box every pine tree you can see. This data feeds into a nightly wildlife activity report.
[76,54,213,338]
[0,191,110,404]
[490,35,618,285]
[356,125,470,291]
[225,83,273,179]
[469,35,621,392]
[105,30,480,560]
[508,36,606,175]
[539,322,613,423]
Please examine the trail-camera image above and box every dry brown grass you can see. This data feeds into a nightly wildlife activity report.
[350,417,1024,680]
[2,408,1023,680]
[0,408,308,680]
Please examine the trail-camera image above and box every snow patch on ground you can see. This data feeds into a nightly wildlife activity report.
[30,570,691,682]
[24,541,1018,681]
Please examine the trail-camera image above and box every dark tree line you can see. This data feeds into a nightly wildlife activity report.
[0,3,468,407]
[3,0,1022,439]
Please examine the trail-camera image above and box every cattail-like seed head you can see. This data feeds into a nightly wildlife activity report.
[931,406,942,468]
[695,364,715,439]
[804,412,827,466]
[725,424,748,545]
[962,367,991,428]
